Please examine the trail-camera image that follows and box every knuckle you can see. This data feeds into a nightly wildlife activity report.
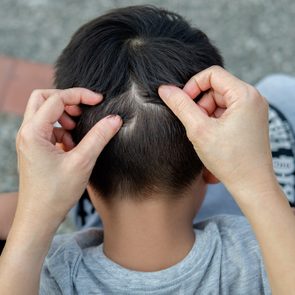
[173,96,188,115]
[18,125,30,140]
[30,89,49,104]
[16,124,34,149]
[245,86,264,105]
[61,88,74,101]
[210,65,222,71]
[248,86,260,99]
[207,65,223,75]
[52,91,62,101]
[245,86,269,114]
[93,128,109,145]
[31,89,42,98]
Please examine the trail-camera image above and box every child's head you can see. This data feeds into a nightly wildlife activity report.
[55,5,223,202]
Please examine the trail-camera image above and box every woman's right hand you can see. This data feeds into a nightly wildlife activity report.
[158,66,275,196]
[159,66,295,295]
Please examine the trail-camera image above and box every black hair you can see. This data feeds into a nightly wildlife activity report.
[55,5,223,200]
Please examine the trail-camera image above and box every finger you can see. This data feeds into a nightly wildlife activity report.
[58,112,76,130]
[34,88,103,126]
[196,90,216,116]
[213,107,226,118]
[183,66,248,107]
[55,143,65,151]
[65,105,82,116]
[197,90,227,116]
[62,133,76,151]
[158,85,209,128]
[71,115,122,166]
[23,89,61,124]
[52,127,75,151]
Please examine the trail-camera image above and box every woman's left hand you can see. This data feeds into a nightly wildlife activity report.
[0,88,122,295]
[15,88,122,227]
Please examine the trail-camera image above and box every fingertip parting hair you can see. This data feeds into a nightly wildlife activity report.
[54,5,224,200]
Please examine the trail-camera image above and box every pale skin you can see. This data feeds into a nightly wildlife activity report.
[0,193,17,240]
[86,169,214,272]
[1,187,294,241]
[0,66,294,294]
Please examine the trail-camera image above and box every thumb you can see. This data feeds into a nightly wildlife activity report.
[158,85,209,129]
[72,115,122,165]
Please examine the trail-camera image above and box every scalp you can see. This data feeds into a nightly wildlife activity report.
[54,5,224,200]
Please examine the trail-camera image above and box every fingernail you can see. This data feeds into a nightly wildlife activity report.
[95,93,103,102]
[106,115,122,128]
[159,85,173,98]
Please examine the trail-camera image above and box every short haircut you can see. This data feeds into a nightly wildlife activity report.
[55,5,223,201]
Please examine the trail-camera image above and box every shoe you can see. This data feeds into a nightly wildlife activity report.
[269,104,295,206]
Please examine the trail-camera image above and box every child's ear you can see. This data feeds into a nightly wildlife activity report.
[202,168,220,184]
[86,185,100,202]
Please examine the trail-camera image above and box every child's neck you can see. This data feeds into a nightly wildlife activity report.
[99,194,199,272]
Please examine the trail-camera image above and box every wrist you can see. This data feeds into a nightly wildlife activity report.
[225,169,278,203]
[16,190,66,229]
[227,172,289,214]
[1,212,57,273]
[0,215,56,295]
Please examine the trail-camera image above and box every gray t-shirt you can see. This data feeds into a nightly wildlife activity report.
[40,215,271,294]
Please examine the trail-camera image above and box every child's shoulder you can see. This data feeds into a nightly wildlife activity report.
[193,215,270,293]
[194,215,260,259]
[194,214,252,236]
[47,227,104,259]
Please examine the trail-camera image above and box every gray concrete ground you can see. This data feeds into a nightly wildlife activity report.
[1,0,295,84]
[0,0,294,215]
[0,113,21,192]
[1,0,295,188]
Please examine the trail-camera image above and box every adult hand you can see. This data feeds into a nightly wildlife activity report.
[16,88,122,227]
[159,66,295,295]
[158,66,274,194]
[0,88,122,295]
